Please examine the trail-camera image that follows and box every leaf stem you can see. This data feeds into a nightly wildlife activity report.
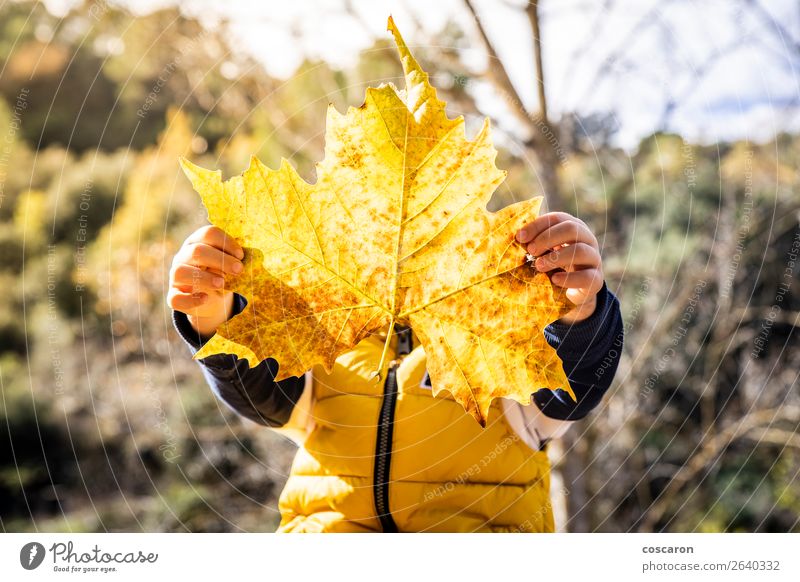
[372,317,396,382]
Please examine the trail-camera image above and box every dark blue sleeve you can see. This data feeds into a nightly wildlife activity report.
[535,282,624,420]
[172,294,306,427]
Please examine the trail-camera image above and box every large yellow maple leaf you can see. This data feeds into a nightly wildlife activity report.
[180,17,574,426]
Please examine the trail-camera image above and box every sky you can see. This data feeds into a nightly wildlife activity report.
[43,0,800,149]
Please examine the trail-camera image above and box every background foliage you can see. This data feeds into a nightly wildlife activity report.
[0,0,797,532]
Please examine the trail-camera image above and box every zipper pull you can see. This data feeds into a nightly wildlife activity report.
[396,324,413,356]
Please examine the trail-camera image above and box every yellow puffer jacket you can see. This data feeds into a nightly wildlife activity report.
[274,325,554,533]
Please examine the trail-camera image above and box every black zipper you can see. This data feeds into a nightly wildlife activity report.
[373,361,399,532]
[372,325,412,533]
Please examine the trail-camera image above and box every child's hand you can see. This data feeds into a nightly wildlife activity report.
[167,225,244,337]
[516,212,604,324]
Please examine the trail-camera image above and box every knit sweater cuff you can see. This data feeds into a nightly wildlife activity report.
[172,293,248,360]
[544,282,617,364]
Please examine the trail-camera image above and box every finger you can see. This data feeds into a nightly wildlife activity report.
[187,225,245,260]
[516,212,575,243]
[534,243,601,273]
[167,289,208,313]
[550,268,603,292]
[171,263,226,292]
[527,220,596,256]
[180,242,243,275]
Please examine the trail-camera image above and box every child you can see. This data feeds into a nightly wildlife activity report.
[168,211,623,532]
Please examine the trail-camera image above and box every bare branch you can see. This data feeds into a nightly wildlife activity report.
[658,39,748,129]
[640,406,800,531]
[745,0,800,54]
[461,0,537,136]
[560,0,614,96]
[744,428,800,450]
[459,0,565,206]
[525,0,549,125]
[574,1,672,107]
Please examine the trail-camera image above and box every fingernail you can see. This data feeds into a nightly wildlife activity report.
[535,257,546,270]
[235,249,245,260]
[516,229,528,243]
[212,276,224,288]
[232,261,243,273]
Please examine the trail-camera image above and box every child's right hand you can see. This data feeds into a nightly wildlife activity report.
[167,225,244,338]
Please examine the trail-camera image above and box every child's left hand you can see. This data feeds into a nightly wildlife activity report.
[516,212,604,324]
